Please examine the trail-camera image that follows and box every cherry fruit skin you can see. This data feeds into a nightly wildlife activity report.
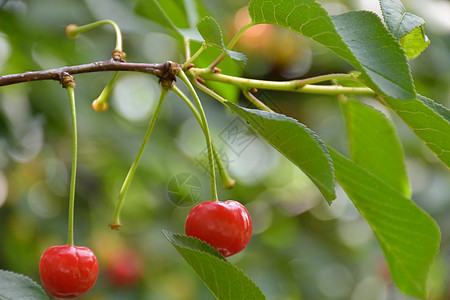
[185,200,252,257]
[39,245,99,299]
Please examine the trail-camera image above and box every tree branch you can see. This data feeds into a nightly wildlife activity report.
[0,59,178,87]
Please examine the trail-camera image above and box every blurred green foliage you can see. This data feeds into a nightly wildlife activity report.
[0,0,449,299]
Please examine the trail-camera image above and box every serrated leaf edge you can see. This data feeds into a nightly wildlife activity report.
[334,10,416,99]
[163,231,266,299]
[162,230,226,260]
[418,94,450,122]
[379,0,425,39]
[197,16,225,48]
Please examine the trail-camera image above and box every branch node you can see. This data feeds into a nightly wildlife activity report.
[112,49,125,62]
[61,73,75,89]
[157,61,180,90]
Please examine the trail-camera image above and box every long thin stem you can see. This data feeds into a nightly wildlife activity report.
[176,70,218,201]
[93,71,119,111]
[109,88,168,230]
[66,86,77,246]
[171,85,235,189]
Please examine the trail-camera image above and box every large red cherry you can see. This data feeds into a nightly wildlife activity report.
[39,245,99,299]
[185,200,252,257]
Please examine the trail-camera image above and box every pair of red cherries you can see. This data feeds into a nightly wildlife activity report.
[39,200,252,298]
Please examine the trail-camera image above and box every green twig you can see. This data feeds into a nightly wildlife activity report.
[109,88,168,230]
[189,69,375,96]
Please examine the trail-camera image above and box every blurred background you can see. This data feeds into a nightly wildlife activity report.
[0,0,449,299]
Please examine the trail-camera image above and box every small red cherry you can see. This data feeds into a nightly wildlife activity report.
[104,249,143,288]
[39,245,99,299]
[185,200,252,257]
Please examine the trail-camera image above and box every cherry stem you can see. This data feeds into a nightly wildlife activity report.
[176,70,218,201]
[94,71,119,106]
[66,85,77,246]
[66,20,123,51]
[171,85,235,189]
[109,88,168,230]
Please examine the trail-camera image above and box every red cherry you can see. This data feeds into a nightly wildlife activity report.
[185,200,252,257]
[39,245,99,299]
[104,249,142,288]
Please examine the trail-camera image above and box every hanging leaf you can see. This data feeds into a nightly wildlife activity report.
[225,102,336,202]
[341,99,411,197]
[248,0,416,100]
[329,148,440,298]
[163,231,266,300]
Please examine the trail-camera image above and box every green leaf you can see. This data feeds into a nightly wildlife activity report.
[379,0,430,59]
[248,0,416,100]
[0,270,49,300]
[385,95,450,168]
[329,148,440,298]
[163,231,266,300]
[331,11,415,99]
[197,16,224,48]
[224,102,336,202]
[197,16,247,67]
[342,99,411,197]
